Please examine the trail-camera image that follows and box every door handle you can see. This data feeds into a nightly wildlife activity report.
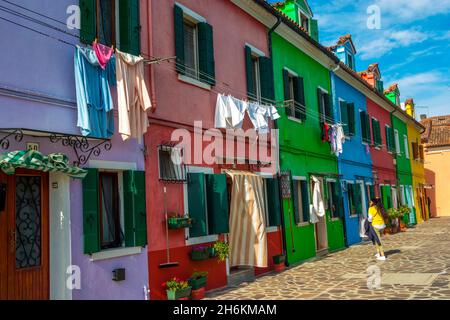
[9,230,16,254]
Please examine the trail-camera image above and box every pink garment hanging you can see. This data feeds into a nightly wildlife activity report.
[93,42,114,69]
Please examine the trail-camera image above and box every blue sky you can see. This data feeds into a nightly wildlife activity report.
[269,0,450,118]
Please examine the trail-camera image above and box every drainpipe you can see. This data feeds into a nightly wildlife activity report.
[147,0,157,111]
[267,16,289,264]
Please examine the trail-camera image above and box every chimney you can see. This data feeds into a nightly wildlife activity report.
[420,114,427,120]
[405,98,415,118]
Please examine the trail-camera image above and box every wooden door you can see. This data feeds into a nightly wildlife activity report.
[1,170,49,300]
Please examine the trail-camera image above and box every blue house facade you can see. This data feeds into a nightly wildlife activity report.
[330,36,373,246]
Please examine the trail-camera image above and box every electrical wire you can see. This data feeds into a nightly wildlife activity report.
[0,0,68,26]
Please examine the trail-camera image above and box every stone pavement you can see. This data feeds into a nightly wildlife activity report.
[207,217,450,300]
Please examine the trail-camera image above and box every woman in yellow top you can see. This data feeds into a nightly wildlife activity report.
[368,198,388,261]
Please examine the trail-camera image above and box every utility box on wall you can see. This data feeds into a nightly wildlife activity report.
[112,268,126,282]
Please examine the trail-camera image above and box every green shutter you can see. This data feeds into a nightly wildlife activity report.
[259,56,275,104]
[354,183,362,215]
[317,88,324,123]
[371,118,377,145]
[188,173,207,237]
[283,69,292,117]
[198,22,215,86]
[365,113,371,144]
[347,183,354,215]
[123,171,147,247]
[119,0,141,56]
[340,101,349,136]
[324,93,333,122]
[206,174,229,234]
[385,126,392,151]
[266,178,281,226]
[310,19,319,42]
[174,5,185,74]
[82,168,100,254]
[369,185,376,200]
[347,103,355,136]
[80,0,96,44]
[245,46,256,100]
[376,121,381,146]
[293,76,306,120]
[300,180,310,222]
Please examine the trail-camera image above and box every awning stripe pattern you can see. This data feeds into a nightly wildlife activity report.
[0,150,87,179]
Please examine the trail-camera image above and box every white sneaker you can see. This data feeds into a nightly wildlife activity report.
[375,253,380,258]
[377,256,386,261]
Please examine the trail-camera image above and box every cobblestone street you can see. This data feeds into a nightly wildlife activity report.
[207,217,450,300]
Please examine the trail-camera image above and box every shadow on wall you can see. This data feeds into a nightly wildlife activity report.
[425,169,437,217]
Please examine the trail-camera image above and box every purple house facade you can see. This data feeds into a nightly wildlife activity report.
[0,0,149,300]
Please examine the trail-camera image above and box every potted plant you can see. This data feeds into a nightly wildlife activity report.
[163,277,191,300]
[213,241,229,262]
[387,208,399,234]
[167,213,192,229]
[190,246,211,261]
[272,254,286,273]
[188,271,208,300]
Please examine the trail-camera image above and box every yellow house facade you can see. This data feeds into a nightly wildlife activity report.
[405,99,429,223]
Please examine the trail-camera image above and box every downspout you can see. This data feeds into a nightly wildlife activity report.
[147,0,157,111]
[267,16,290,264]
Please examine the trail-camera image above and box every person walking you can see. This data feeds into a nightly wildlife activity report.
[368,198,388,261]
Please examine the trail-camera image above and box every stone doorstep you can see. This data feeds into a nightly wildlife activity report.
[381,273,440,286]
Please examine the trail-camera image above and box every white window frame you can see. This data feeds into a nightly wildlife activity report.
[317,86,329,123]
[284,67,304,123]
[404,134,410,159]
[176,3,211,91]
[371,117,381,150]
[394,129,401,155]
[292,176,309,226]
[298,7,310,32]
[184,166,218,246]
[326,178,340,221]
[87,160,144,261]
[346,181,358,218]
[338,98,351,140]
[245,44,266,104]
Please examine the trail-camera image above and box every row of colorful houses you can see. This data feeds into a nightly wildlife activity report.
[0,0,430,300]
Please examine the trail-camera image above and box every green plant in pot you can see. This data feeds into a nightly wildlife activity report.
[213,241,229,262]
[167,213,192,229]
[163,277,191,300]
[188,271,208,290]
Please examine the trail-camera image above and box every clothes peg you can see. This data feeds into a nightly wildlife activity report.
[94,38,98,44]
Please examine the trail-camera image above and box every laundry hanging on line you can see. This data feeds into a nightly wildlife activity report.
[74,45,115,139]
[329,124,346,157]
[115,48,152,144]
[214,93,280,133]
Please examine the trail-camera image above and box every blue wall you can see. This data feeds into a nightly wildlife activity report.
[331,72,373,246]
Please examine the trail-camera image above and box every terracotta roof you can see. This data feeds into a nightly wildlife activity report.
[384,83,399,94]
[405,98,414,105]
[358,63,379,76]
[420,115,450,148]
[327,34,356,53]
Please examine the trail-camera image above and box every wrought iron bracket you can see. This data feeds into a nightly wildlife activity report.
[0,129,24,150]
[49,134,112,167]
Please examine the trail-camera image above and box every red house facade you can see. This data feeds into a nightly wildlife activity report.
[144,0,283,300]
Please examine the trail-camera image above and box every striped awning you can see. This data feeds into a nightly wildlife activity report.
[0,150,87,179]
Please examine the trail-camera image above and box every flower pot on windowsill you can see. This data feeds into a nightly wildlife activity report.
[188,276,208,290]
[166,287,192,300]
[167,217,192,229]
[190,248,211,261]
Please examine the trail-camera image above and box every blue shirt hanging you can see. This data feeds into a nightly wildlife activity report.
[74,45,115,139]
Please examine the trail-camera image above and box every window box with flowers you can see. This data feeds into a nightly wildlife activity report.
[163,278,192,300]
[167,213,193,229]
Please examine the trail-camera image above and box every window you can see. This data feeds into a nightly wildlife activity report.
[366,184,376,202]
[385,125,395,153]
[419,144,425,162]
[404,135,410,159]
[360,110,371,144]
[317,88,333,124]
[80,0,140,55]
[245,46,274,104]
[375,79,384,93]
[299,11,309,32]
[340,101,355,136]
[391,186,398,209]
[371,118,382,147]
[327,181,342,219]
[283,69,306,121]
[394,129,401,155]
[174,4,215,85]
[346,52,354,70]
[82,169,147,254]
[158,145,185,182]
[399,185,406,206]
[292,179,310,224]
[262,178,282,228]
[347,182,362,216]
[186,172,229,238]
[99,172,122,249]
